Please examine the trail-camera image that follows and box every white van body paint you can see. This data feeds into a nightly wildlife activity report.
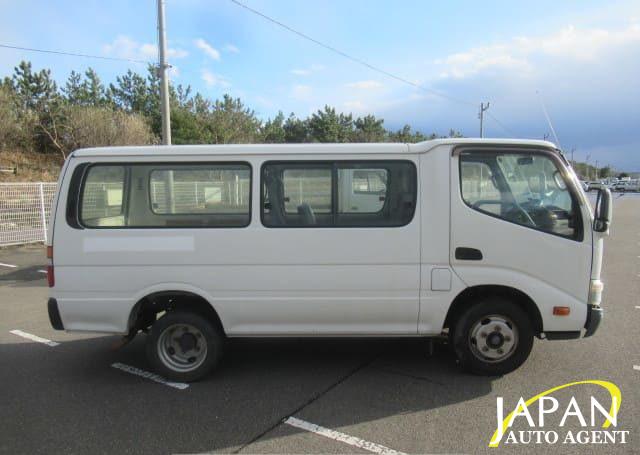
[48,139,603,340]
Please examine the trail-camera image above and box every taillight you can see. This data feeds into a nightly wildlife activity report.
[47,265,55,287]
[46,246,54,287]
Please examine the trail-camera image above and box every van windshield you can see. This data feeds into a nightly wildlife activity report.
[460,151,581,239]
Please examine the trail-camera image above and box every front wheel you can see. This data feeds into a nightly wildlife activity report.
[452,298,534,376]
[146,310,223,382]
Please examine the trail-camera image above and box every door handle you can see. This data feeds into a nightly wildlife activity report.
[455,247,483,261]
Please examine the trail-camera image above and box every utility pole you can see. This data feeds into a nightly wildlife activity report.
[570,147,575,167]
[157,0,171,145]
[595,160,599,180]
[478,102,490,138]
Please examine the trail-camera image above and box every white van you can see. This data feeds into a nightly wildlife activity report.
[46,139,612,381]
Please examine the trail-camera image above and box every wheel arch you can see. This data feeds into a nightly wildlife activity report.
[128,285,225,336]
[444,284,543,336]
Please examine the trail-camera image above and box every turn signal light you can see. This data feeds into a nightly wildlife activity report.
[553,306,570,316]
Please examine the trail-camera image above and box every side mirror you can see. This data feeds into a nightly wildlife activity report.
[593,185,612,233]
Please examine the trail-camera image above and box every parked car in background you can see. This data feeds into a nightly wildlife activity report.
[611,182,625,192]
[611,181,638,192]
[624,180,640,192]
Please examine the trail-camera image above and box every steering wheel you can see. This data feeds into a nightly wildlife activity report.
[473,200,536,227]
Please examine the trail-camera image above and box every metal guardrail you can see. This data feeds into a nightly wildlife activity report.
[0,183,57,246]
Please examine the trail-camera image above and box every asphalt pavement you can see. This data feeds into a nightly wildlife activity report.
[0,194,638,454]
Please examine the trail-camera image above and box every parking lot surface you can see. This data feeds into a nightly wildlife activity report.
[1,194,638,454]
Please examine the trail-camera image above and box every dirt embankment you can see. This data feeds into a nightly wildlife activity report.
[0,150,63,182]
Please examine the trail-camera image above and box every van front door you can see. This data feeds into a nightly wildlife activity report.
[450,147,592,332]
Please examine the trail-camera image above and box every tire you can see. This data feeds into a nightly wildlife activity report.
[452,298,534,376]
[146,310,223,382]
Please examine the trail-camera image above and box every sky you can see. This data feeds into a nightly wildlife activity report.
[1,0,639,170]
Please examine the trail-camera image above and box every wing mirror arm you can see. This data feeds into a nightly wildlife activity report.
[592,184,612,233]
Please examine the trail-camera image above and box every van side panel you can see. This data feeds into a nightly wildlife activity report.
[417,145,467,334]
[51,153,421,336]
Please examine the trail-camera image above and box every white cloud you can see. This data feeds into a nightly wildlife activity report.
[435,23,640,79]
[194,38,221,61]
[346,80,383,90]
[103,35,188,62]
[290,64,324,76]
[201,69,230,88]
[291,84,312,101]
[223,44,240,53]
[343,100,365,110]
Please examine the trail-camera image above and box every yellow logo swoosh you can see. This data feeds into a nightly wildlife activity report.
[489,380,621,448]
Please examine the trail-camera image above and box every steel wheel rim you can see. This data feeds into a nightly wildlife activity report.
[468,314,518,363]
[157,323,208,372]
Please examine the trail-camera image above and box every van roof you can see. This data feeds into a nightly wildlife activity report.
[71,138,558,158]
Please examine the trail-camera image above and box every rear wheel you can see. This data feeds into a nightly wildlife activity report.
[452,298,534,375]
[146,310,223,382]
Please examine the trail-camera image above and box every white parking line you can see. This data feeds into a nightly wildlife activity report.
[634,365,640,371]
[10,329,59,347]
[0,262,17,268]
[111,362,189,390]
[284,416,406,455]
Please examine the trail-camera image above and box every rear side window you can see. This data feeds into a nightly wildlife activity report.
[262,161,416,228]
[77,163,251,228]
[80,166,126,227]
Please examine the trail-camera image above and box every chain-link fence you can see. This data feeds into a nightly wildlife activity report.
[0,183,57,246]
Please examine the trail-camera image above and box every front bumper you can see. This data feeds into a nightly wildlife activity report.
[584,303,603,337]
[544,303,603,340]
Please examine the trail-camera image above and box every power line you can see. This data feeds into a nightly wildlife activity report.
[0,43,152,65]
[536,90,562,149]
[485,111,517,137]
[230,0,522,138]
[229,0,476,108]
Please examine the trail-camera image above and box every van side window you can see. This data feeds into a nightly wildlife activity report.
[339,168,387,213]
[460,162,501,215]
[77,163,251,228]
[261,161,416,228]
[149,166,250,216]
[80,166,126,227]
[459,152,582,239]
[263,164,333,227]
[282,168,332,215]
